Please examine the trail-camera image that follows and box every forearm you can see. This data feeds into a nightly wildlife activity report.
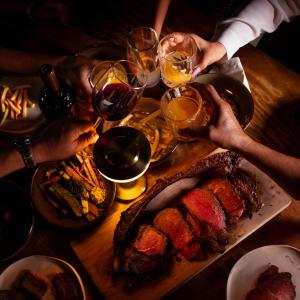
[154,0,172,37]
[0,48,67,76]
[0,147,25,177]
[212,0,300,59]
[233,137,300,200]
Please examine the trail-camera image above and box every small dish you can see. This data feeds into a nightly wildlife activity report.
[195,73,254,128]
[0,76,46,134]
[0,180,34,262]
[103,97,178,167]
[0,255,86,300]
[226,245,300,300]
[31,159,116,230]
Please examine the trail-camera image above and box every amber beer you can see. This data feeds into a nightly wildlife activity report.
[161,85,205,141]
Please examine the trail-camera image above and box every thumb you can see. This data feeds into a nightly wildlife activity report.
[75,130,99,149]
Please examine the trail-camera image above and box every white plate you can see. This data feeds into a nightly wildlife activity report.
[227,245,300,300]
[0,255,86,300]
[0,76,46,134]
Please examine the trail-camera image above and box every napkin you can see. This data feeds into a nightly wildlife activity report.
[209,57,251,92]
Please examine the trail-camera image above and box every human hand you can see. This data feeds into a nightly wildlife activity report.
[31,0,71,25]
[58,55,97,100]
[190,35,227,77]
[204,84,251,150]
[32,118,98,163]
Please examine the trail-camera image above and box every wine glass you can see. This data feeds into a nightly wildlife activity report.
[92,60,151,201]
[158,32,197,88]
[127,27,160,88]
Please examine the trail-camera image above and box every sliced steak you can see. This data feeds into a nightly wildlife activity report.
[202,178,245,224]
[153,208,204,261]
[182,188,228,251]
[229,168,260,215]
[185,213,224,253]
[246,265,296,300]
[133,225,167,257]
[122,225,168,274]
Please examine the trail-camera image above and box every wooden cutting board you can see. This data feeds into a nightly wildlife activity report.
[71,146,292,300]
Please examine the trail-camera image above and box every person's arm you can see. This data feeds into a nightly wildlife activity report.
[0,48,96,98]
[0,0,70,24]
[192,0,300,75]
[0,48,66,75]
[153,0,172,37]
[213,0,300,60]
[204,84,300,200]
[0,118,98,177]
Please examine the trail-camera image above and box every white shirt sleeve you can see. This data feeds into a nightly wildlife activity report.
[212,0,300,59]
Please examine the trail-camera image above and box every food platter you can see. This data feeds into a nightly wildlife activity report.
[0,181,34,262]
[0,255,86,300]
[31,151,116,230]
[71,151,292,300]
[227,245,300,300]
[0,76,46,134]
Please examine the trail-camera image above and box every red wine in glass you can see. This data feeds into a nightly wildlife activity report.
[93,83,138,121]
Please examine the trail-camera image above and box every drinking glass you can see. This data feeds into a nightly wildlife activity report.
[127,27,160,88]
[92,60,151,201]
[89,60,114,88]
[158,32,197,88]
[160,85,205,142]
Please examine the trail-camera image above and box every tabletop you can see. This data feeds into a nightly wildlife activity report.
[1,1,300,299]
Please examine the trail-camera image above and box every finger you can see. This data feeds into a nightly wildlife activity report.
[205,84,226,105]
[69,119,95,136]
[76,130,99,149]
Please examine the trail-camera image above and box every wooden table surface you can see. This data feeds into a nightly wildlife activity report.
[1,1,300,299]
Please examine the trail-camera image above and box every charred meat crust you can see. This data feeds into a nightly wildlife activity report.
[228,168,261,216]
[114,151,240,249]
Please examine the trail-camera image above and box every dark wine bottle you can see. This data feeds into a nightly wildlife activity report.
[39,64,76,120]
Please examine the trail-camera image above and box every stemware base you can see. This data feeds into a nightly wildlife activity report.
[116,175,147,202]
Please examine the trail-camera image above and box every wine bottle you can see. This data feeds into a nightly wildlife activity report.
[39,64,76,120]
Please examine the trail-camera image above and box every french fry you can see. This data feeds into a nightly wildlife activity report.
[1,86,9,112]
[10,107,15,119]
[9,101,21,115]
[10,89,19,101]
[22,97,27,118]
[17,88,23,106]
[0,109,8,126]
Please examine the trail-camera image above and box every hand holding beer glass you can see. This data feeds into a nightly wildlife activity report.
[158,32,197,88]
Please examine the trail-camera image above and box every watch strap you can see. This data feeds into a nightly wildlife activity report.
[14,136,36,169]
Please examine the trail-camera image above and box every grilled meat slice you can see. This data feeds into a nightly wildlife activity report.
[229,168,260,215]
[182,188,228,251]
[185,213,224,253]
[18,270,49,299]
[202,178,245,224]
[153,208,204,261]
[246,265,296,300]
[122,225,168,274]
[133,225,167,257]
[52,272,82,300]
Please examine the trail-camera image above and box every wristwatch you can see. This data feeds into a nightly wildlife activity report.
[13,136,36,169]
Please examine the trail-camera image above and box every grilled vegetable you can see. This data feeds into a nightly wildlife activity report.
[51,183,82,218]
